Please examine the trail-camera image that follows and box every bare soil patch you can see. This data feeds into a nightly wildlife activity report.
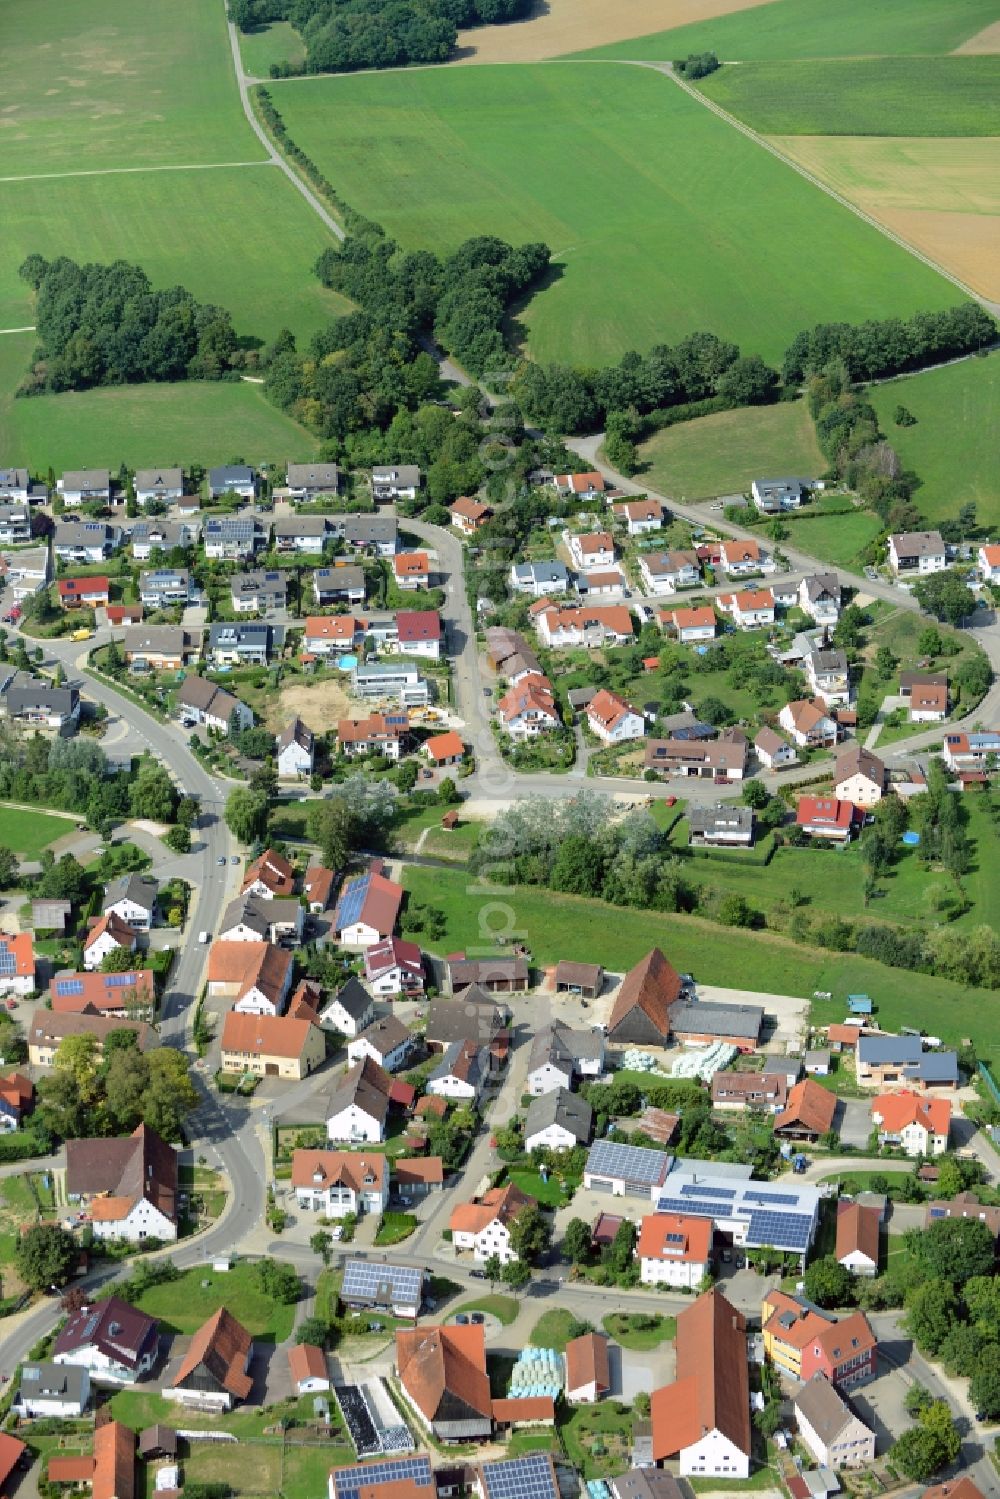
[955,19,1000,53]
[877,207,1000,301]
[278,675,355,732]
[453,0,778,64]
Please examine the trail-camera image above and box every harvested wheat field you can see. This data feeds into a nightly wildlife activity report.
[453,0,778,63]
[277,676,355,733]
[955,19,1000,51]
[772,134,1000,299]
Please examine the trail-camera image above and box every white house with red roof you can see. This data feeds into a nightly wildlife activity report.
[796,796,857,842]
[58,577,110,610]
[779,698,839,748]
[394,610,441,660]
[587,689,644,745]
[666,605,717,643]
[333,864,403,947]
[393,552,432,591]
[498,674,561,737]
[978,544,1000,583]
[567,531,616,573]
[871,1092,951,1156]
[718,539,768,577]
[83,913,137,972]
[612,499,664,535]
[303,615,364,656]
[365,936,424,997]
[718,588,775,630]
[0,933,34,997]
[637,1213,713,1289]
[554,471,606,499]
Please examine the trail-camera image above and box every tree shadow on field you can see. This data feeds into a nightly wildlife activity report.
[503,261,565,358]
[451,0,551,59]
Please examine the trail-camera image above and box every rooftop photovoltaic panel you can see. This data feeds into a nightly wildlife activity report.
[746,1211,811,1250]
[336,874,370,931]
[106,973,138,988]
[744,1190,798,1207]
[0,950,15,975]
[56,978,84,995]
[481,1453,559,1499]
[331,1455,433,1499]
[679,1183,737,1200]
[341,1259,422,1305]
[586,1139,671,1186]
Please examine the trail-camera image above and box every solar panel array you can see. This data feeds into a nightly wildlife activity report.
[336,875,370,931]
[331,1454,432,1499]
[56,978,84,996]
[744,1190,797,1207]
[105,973,138,989]
[0,945,15,976]
[746,1210,811,1251]
[341,1259,422,1307]
[679,1183,736,1201]
[481,1453,558,1499]
[586,1139,670,1187]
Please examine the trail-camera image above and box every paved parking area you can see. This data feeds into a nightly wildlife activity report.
[844,1356,913,1455]
[614,1342,676,1399]
[837,1098,875,1149]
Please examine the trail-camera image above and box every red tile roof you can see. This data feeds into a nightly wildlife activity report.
[607,948,681,1039]
[0,1432,26,1490]
[172,1307,253,1400]
[93,1419,135,1499]
[288,1343,328,1386]
[773,1078,837,1137]
[221,1011,318,1062]
[652,1289,750,1462]
[242,848,295,897]
[796,796,856,831]
[396,610,441,643]
[836,1202,880,1266]
[637,1212,713,1264]
[491,1397,555,1423]
[873,1091,951,1137]
[395,1323,491,1422]
[565,1332,611,1396]
[426,730,464,762]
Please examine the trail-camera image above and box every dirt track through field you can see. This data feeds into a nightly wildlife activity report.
[452,0,779,63]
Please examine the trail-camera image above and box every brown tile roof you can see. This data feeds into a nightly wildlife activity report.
[287,979,323,1021]
[711,1071,788,1107]
[763,1291,831,1351]
[415,1094,447,1119]
[395,1324,491,1423]
[394,1157,444,1186]
[83,911,137,953]
[922,1480,986,1499]
[607,948,681,1040]
[834,744,885,787]
[637,1213,712,1265]
[48,1456,96,1483]
[172,1307,253,1400]
[288,1343,328,1386]
[207,941,292,1007]
[220,1011,319,1062]
[827,1023,863,1047]
[93,1419,135,1499]
[27,1010,156,1052]
[554,960,603,990]
[0,1072,33,1110]
[815,1310,877,1366]
[491,1396,556,1423]
[773,1078,837,1137]
[652,1289,750,1462]
[565,1332,611,1396]
[0,1435,25,1490]
[304,866,335,908]
[291,1150,386,1193]
[65,1124,177,1226]
[242,848,295,897]
[836,1202,880,1266]
[449,1182,534,1236]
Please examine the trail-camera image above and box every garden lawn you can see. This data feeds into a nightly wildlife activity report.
[0,802,77,856]
[869,355,1000,528]
[566,0,1000,61]
[510,1168,575,1207]
[700,57,1000,136]
[2,0,260,176]
[778,508,884,571]
[0,377,319,473]
[454,1294,518,1325]
[400,863,1000,1054]
[637,399,823,500]
[268,63,960,366]
[374,1211,418,1246]
[531,1308,583,1350]
[130,1262,296,1340]
[559,1402,634,1479]
[603,1312,676,1349]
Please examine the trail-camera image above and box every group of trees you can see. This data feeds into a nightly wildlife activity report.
[782,304,995,385]
[231,0,530,74]
[35,1028,199,1142]
[18,255,244,394]
[673,51,719,78]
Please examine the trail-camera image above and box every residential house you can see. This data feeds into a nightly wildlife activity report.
[754,727,797,770]
[288,1345,330,1396]
[0,932,34,997]
[887,530,947,575]
[52,968,154,1020]
[270,513,328,556]
[498,674,561,737]
[243,847,295,899]
[534,603,633,649]
[53,519,117,564]
[943,730,1000,774]
[449,497,492,534]
[450,1182,535,1264]
[218,892,302,948]
[0,504,31,545]
[365,936,424,997]
[394,552,432,591]
[554,471,607,498]
[651,1289,751,1479]
[527,1020,604,1095]
[347,1014,414,1073]
[103,873,157,932]
[447,954,527,995]
[425,991,508,1064]
[761,1291,877,1386]
[230,570,287,614]
[57,576,110,611]
[637,1212,713,1289]
[340,1260,424,1319]
[208,941,293,1015]
[139,569,193,608]
[524,1088,593,1151]
[977,544,1000,584]
[509,560,570,597]
[291,1149,388,1217]
[711,1071,788,1112]
[902,673,949,722]
[83,913,138,971]
[339,514,399,556]
[208,622,271,667]
[337,711,410,760]
[371,465,420,502]
[27,1011,156,1067]
[14,1364,90,1418]
[835,1203,880,1277]
[352,659,429,707]
[320,977,375,1039]
[719,589,774,631]
[0,1071,32,1133]
[804,645,850,705]
[424,729,464,768]
[325,1055,393,1143]
[123,626,196,672]
[277,717,314,779]
[286,462,340,500]
[305,615,364,657]
[6,547,50,601]
[794,1373,875,1470]
[688,804,753,848]
[564,1332,611,1404]
[203,516,261,560]
[167,1307,253,1410]
[394,609,442,659]
[644,736,748,782]
[428,1039,488,1102]
[718,539,767,577]
[333,864,403,947]
[0,675,80,735]
[207,465,256,500]
[0,468,30,503]
[219,1011,325,1081]
[871,1092,951,1156]
[66,1124,178,1243]
[106,603,143,628]
[667,605,716,643]
[567,531,616,573]
[175,675,252,732]
[855,1034,924,1087]
[134,468,184,506]
[773,1079,837,1143]
[129,519,195,560]
[394,1158,444,1200]
[395,1323,492,1442]
[832,745,884,807]
[58,469,111,508]
[751,478,804,513]
[639,550,700,595]
[53,1297,159,1386]
[587,688,644,744]
[799,574,841,625]
[313,565,366,606]
[795,796,857,843]
[613,499,664,535]
[779,699,838,748]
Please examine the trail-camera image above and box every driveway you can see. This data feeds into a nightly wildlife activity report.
[614,1341,675,1400]
[837,1098,875,1150]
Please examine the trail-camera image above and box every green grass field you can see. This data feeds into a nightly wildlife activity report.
[779,509,884,570]
[700,58,1000,136]
[0,802,76,857]
[602,1312,676,1349]
[567,0,1000,61]
[240,20,307,77]
[269,62,961,365]
[869,355,1000,526]
[131,1262,296,1340]
[637,400,823,499]
[0,367,318,471]
[400,864,1000,1053]
[3,0,262,177]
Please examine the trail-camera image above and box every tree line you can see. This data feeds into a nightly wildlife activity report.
[231,0,530,75]
[17,255,244,395]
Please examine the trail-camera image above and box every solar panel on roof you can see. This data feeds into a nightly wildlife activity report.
[679,1183,737,1200]
[0,948,15,975]
[56,978,84,996]
[586,1139,670,1186]
[655,1196,715,1220]
[341,1259,421,1306]
[336,874,371,932]
[746,1210,811,1250]
[331,1454,433,1499]
[105,973,137,989]
[744,1190,798,1207]
[481,1453,558,1499]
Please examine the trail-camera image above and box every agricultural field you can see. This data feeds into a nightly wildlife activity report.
[699,57,1000,137]
[636,400,823,500]
[3,0,261,176]
[270,63,962,366]
[569,0,1000,62]
[868,355,1000,526]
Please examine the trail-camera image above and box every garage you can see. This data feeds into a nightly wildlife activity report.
[583,1140,673,1198]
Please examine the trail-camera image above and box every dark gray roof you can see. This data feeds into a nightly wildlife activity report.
[688,805,753,835]
[810,648,848,672]
[123,626,191,657]
[287,463,340,488]
[104,873,158,913]
[130,521,186,549]
[314,565,365,592]
[566,687,597,709]
[343,515,398,544]
[328,976,374,1024]
[794,1372,866,1446]
[208,623,271,650]
[525,1087,593,1144]
[611,1471,685,1499]
[32,899,72,931]
[274,514,328,538]
[426,993,506,1047]
[858,1035,923,1065]
[3,675,79,718]
[134,468,183,490]
[17,1362,89,1406]
[671,999,763,1042]
[208,465,255,485]
[513,561,568,584]
[220,892,271,939]
[803,573,840,602]
[529,1020,603,1074]
[231,570,287,600]
[906,1052,959,1084]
